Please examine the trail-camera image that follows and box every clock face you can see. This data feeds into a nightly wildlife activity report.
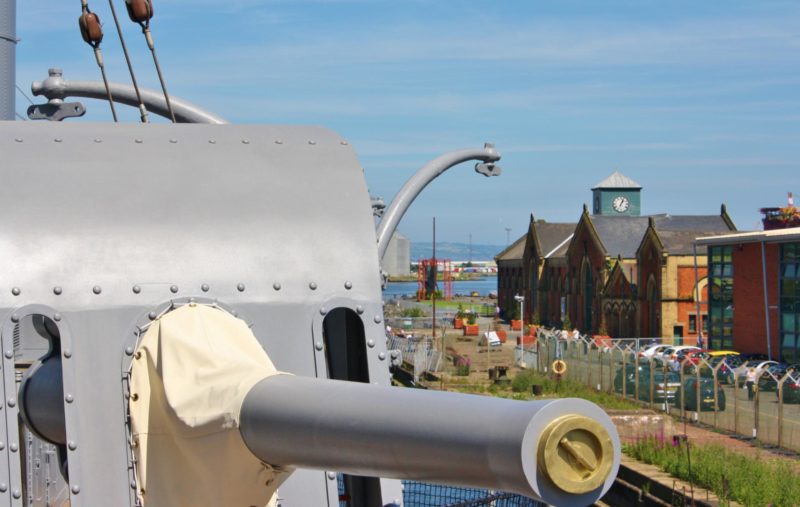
[612,196,630,213]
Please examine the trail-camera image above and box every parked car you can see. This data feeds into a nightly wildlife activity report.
[673,377,726,411]
[637,367,681,403]
[657,345,700,365]
[613,364,637,395]
[780,378,800,404]
[758,363,800,392]
[704,355,739,384]
[639,344,670,360]
[734,360,779,385]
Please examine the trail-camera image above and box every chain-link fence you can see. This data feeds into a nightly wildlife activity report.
[526,329,800,453]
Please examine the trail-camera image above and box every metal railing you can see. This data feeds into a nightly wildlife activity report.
[338,476,543,507]
[526,328,800,453]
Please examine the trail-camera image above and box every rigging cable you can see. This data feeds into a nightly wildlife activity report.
[125,0,176,123]
[79,1,118,121]
[107,0,149,122]
[15,112,27,121]
[15,84,34,106]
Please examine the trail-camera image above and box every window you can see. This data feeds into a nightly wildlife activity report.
[780,243,800,363]
[689,314,708,334]
[708,246,734,350]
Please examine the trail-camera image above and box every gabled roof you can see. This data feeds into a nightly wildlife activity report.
[591,171,642,190]
[535,222,577,259]
[495,234,526,261]
[590,213,734,259]
[590,215,651,258]
[657,230,727,255]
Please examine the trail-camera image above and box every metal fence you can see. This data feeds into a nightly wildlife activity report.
[337,477,543,507]
[525,329,800,452]
[387,334,443,380]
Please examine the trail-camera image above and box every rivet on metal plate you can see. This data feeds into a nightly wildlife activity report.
[53,286,63,295]
[92,286,102,295]
[132,285,142,294]
[10,287,20,296]
[367,339,375,348]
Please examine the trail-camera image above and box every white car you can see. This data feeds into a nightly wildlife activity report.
[658,345,701,364]
[639,344,670,360]
[734,360,779,384]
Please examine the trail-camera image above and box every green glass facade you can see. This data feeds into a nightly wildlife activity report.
[708,246,734,350]
[780,243,800,363]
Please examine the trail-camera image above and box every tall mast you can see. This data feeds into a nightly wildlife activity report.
[0,0,16,120]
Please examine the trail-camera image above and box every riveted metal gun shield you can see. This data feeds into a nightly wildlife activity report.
[0,121,620,507]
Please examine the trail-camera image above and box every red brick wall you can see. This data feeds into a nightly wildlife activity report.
[676,265,707,340]
[732,243,780,355]
[567,223,606,333]
[637,237,661,337]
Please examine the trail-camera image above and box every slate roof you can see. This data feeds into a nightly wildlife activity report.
[591,171,642,190]
[657,230,729,255]
[590,215,650,258]
[590,213,733,258]
[495,234,526,261]
[536,222,576,258]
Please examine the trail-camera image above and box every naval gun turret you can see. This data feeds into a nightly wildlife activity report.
[0,121,619,506]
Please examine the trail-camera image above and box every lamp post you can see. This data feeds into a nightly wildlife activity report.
[515,294,525,366]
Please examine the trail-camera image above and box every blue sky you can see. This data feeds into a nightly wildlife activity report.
[13,1,800,245]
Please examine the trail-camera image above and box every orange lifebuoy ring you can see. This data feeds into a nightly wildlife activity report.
[552,359,567,375]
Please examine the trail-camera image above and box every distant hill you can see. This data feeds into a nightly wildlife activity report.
[411,242,506,262]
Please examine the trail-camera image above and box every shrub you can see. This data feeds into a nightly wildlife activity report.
[402,307,425,318]
[455,356,471,376]
[466,312,477,325]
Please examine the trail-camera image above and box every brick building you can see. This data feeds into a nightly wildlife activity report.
[696,227,800,362]
[495,216,575,320]
[497,171,737,340]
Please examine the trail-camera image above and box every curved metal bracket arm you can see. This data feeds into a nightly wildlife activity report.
[31,68,227,124]
[376,143,501,259]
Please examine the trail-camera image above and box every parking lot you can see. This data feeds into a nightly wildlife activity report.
[526,331,800,452]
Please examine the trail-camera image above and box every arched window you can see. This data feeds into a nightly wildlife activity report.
[581,258,593,332]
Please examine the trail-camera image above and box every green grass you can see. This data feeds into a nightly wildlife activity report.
[508,370,640,409]
[443,369,639,409]
[625,437,800,506]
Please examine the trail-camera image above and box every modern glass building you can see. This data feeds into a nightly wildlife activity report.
[708,245,734,350]
[697,228,800,360]
[781,243,800,363]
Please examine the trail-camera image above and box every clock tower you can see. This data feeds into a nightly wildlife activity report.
[591,171,642,216]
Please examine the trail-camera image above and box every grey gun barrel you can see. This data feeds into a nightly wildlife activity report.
[239,374,620,506]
